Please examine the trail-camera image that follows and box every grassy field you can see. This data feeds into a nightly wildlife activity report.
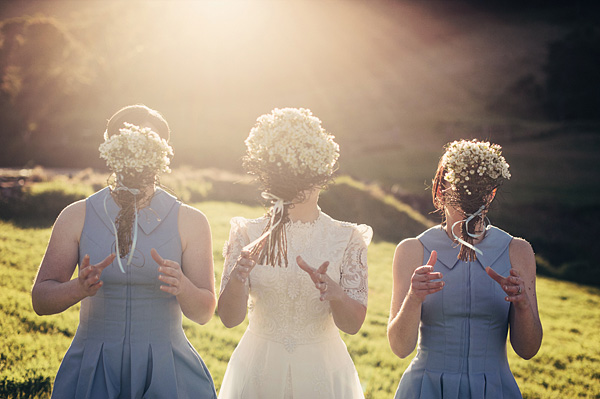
[1,201,600,398]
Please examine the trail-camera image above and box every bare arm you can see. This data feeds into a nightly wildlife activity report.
[387,239,443,358]
[297,257,366,335]
[217,249,255,328]
[32,201,115,315]
[487,238,542,359]
[154,204,216,325]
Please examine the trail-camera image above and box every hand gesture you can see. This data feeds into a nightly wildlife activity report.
[78,253,116,297]
[486,267,528,308]
[232,250,256,283]
[409,251,444,302]
[297,256,341,302]
[152,248,186,296]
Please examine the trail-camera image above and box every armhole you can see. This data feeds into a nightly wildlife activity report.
[75,199,87,246]
[508,237,515,269]
[67,199,87,268]
[176,202,186,253]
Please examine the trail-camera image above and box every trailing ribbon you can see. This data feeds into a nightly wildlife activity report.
[103,185,140,273]
[451,205,486,257]
[243,192,290,252]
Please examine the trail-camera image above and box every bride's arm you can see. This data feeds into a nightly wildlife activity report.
[296,257,366,335]
[330,290,367,335]
[217,222,253,328]
[217,263,251,328]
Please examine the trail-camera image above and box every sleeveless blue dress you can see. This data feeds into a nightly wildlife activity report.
[51,187,217,399]
[394,225,522,399]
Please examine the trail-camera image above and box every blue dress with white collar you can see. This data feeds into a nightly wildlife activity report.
[394,225,522,399]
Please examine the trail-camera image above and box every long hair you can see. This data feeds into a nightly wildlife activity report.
[105,104,170,258]
[242,108,339,267]
[243,158,334,267]
[432,153,502,262]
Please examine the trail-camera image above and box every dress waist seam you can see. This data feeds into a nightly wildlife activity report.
[246,327,339,345]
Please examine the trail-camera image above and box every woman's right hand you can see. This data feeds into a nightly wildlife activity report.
[408,250,444,302]
[78,253,116,297]
[233,250,256,283]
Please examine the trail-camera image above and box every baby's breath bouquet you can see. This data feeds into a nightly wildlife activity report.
[442,139,510,197]
[98,122,174,270]
[439,139,511,261]
[244,108,339,179]
[99,122,173,176]
[243,108,340,267]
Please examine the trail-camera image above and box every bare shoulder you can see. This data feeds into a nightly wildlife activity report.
[53,199,86,237]
[396,237,423,257]
[509,237,536,273]
[178,203,211,235]
[59,198,86,219]
[393,237,424,273]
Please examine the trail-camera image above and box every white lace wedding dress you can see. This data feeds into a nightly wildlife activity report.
[218,211,372,399]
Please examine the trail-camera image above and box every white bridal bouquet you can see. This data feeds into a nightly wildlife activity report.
[245,108,339,178]
[99,123,173,175]
[442,139,511,195]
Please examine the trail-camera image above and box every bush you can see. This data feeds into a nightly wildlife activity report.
[0,375,51,399]
[320,176,433,242]
[0,179,93,222]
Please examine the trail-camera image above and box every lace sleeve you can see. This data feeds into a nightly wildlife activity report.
[340,224,373,307]
[219,217,250,295]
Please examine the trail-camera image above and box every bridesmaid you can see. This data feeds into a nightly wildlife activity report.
[32,105,217,398]
[388,139,542,398]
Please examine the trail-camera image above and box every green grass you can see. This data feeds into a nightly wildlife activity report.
[1,202,600,398]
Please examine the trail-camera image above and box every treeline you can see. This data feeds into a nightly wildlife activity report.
[2,167,599,286]
[0,4,599,168]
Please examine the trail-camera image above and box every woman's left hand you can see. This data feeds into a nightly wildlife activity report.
[297,256,343,302]
[486,267,529,308]
[152,248,186,296]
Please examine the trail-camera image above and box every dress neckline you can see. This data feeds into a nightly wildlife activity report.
[286,210,322,229]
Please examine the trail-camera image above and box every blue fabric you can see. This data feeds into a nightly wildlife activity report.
[52,187,217,399]
[394,225,522,399]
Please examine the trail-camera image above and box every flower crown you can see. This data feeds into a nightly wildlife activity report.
[99,122,173,175]
[441,139,510,196]
[244,108,340,178]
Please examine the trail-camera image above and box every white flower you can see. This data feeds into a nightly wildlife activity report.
[441,139,510,192]
[245,108,339,177]
[99,123,173,175]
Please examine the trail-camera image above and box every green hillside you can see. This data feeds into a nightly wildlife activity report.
[1,201,599,398]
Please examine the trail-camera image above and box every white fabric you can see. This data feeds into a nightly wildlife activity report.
[219,212,372,399]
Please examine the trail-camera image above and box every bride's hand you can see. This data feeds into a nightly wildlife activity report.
[233,250,256,283]
[297,256,342,302]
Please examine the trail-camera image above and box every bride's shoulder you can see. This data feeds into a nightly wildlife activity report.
[320,212,373,240]
[229,215,268,229]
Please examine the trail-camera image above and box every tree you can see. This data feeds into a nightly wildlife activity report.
[0,16,98,166]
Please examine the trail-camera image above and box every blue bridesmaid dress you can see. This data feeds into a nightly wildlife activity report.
[51,187,217,399]
[394,225,522,399]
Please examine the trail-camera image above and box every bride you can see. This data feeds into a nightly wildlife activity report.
[217,108,372,399]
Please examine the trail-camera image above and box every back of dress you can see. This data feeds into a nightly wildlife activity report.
[395,225,522,399]
[52,187,216,399]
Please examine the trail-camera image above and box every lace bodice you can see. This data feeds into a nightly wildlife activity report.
[221,212,372,352]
